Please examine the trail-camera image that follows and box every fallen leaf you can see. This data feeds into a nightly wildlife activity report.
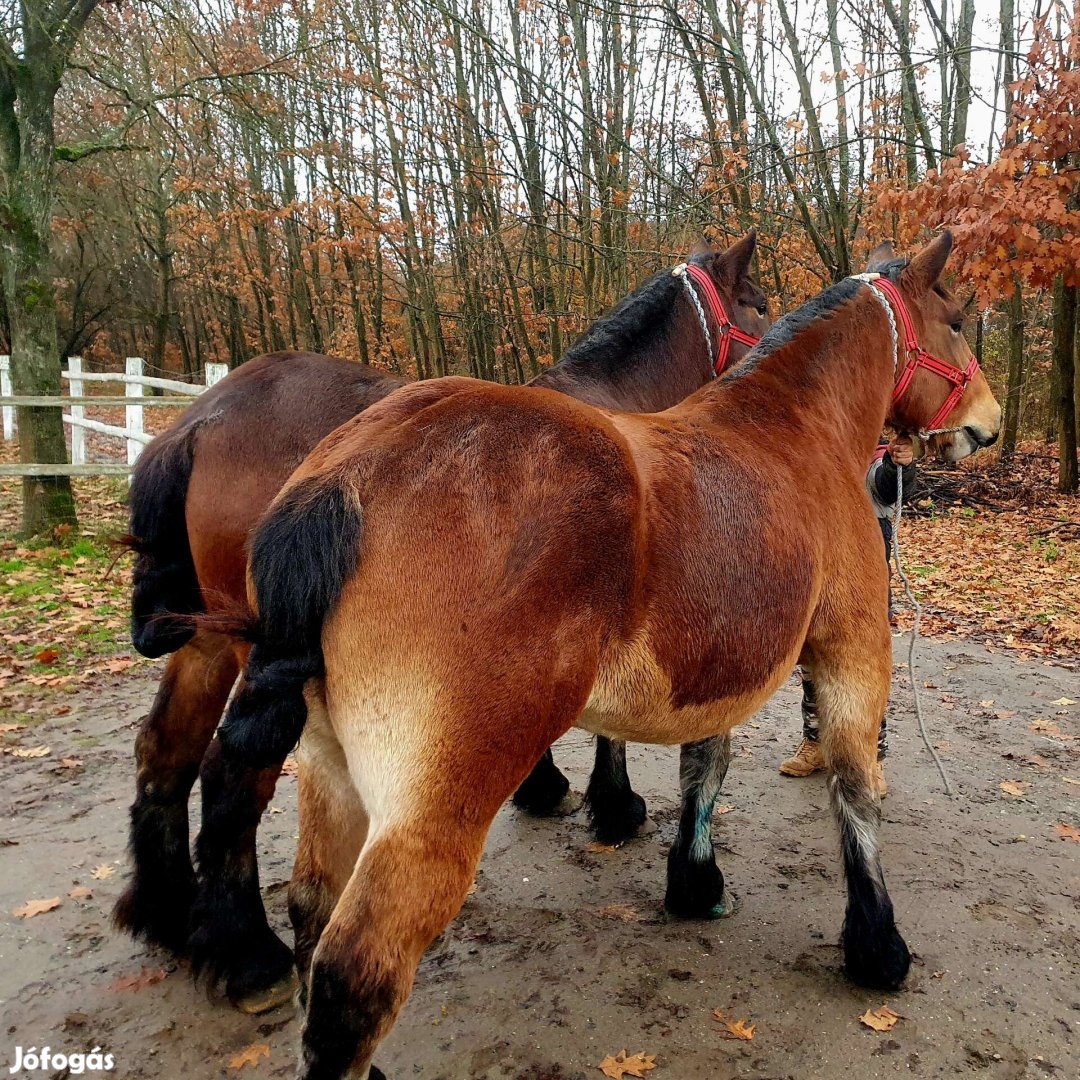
[229,1044,270,1070]
[1051,697,1076,706]
[995,710,1017,720]
[90,864,115,880]
[69,885,93,899]
[598,904,639,922]
[1054,824,1080,843]
[0,722,23,734]
[999,780,1029,797]
[979,699,995,707]
[111,967,167,992]
[712,1011,755,1041]
[280,757,298,777]
[10,745,50,758]
[598,1050,656,1079]
[58,757,84,769]
[586,840,621,853]
[13,896,61,918]
[930,970,946,979]
[715,804,735,815]
[34,648,59,664]
[1062,777,1080,787]
[859,1005,901,1031]
[105,658,135,674]
[1030,720,1062,736]
[1024,754,1052,769]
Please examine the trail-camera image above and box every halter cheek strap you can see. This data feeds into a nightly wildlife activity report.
[673,262,761,376]
[853,272,980,432]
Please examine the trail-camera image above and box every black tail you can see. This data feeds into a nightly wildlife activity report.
[217,476,364,768]
[126,424,202,658]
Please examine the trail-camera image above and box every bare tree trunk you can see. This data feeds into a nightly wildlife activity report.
[1001,284,1025,460]
[1051,276,1078,493]
[0,2,100,534]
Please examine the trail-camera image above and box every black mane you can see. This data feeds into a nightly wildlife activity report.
[554,267,683,380]
[727,258,910,379]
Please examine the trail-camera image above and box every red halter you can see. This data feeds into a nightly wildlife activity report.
[684,263,761,376]
[865,275,980,432]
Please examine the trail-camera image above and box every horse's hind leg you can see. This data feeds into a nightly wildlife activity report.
[189,723,295,1011]
[114,633,237,951]
[807,629,911,990]
[664,735,735,919]
[585,737,650,845]
[289,686,368,1008]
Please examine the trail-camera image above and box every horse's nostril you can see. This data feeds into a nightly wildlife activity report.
[965,426,998,448]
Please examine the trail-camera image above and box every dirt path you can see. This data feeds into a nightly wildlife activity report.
[2,635,1078,1080]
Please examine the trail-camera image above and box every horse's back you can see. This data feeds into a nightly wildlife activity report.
[183,352,403,605]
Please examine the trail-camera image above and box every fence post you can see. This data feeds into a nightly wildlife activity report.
[1,356,12,440]
[205,362,228,388]
[125,357,144,468]
[67,357,85,465]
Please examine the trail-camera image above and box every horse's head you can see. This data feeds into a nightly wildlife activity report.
[866,232,1001,461]
[688,231,771,368]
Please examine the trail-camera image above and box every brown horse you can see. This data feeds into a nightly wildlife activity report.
[221,232,1001,1078]
[115,235,768,1008]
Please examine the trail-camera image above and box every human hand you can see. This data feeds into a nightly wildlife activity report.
[887,435,914,466]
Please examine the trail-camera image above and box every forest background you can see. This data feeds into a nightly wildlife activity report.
[1,0,1078,535]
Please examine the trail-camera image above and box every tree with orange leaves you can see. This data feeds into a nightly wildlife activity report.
[889,13,1079,491]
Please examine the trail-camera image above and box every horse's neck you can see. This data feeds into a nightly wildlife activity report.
[537,329,709,413]
[702,292,895,465]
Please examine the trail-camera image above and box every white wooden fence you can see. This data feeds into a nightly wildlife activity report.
[0,356,228,477]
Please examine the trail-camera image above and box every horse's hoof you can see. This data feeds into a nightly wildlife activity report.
[634,815,658,838]
[234,969,299,1015]
[552,790,584,816]
[707,889,740,919]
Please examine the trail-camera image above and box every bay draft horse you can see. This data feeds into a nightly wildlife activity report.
[114,235,769,1008]
[221,232,1001,1078]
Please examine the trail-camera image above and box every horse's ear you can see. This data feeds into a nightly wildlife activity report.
[901,230,953,296]
[865,241,896,272]
[714,230,757,287]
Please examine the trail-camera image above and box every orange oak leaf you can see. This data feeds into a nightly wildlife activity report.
[1054,823,1080,843]
[597,904,639,922]
[111,967,167,991]
[598,1050,656,1078]
[713,1010,755,1040]
[999,780,1028,797]
[860,1005,901,1031]
[68,885,93,900]
[13,896,61,918]
[229,1044,271,1070]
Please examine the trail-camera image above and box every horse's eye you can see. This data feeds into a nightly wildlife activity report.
[756,304,768,317]
[950,320,963,334]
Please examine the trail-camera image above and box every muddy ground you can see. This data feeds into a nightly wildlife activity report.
[1,635,1078,1080]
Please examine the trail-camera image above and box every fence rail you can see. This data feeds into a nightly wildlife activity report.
[0,356,228,478]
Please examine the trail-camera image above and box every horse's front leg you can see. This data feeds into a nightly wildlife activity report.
[511,748,572,815]
[806,615,911,990]
[664,735,736,919]
[585,737,650,845]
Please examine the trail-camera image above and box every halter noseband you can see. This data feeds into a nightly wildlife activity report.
[673,262,761,376]
[853,272,980,433]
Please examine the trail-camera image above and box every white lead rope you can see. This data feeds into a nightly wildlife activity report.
[861,278,958,796]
